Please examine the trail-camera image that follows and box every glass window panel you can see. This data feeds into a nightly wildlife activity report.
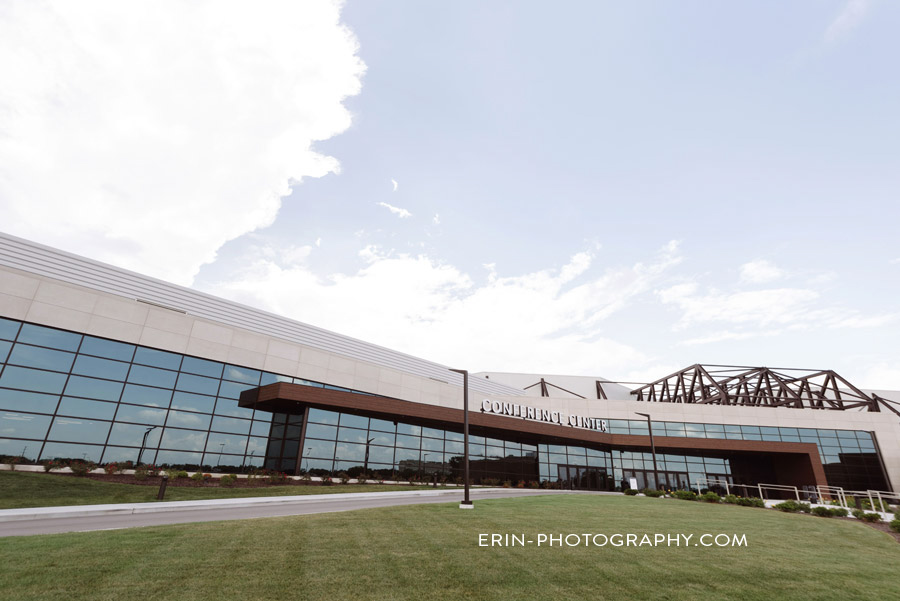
[323,384,350,392]
[684,424,705,436]
[444,430,464,442]
[121,384,173,408]
[181,356,223,379]
[223,365,260,385]
[0,411,52,439]
[566,446,587,458]
[80,336,135,362]
[213,398,253,419]
[468,443,485,457]
[294,379,324,388]
[339,413,369,429]
[548,444,566,454]
[469,435,485,445]
[165,409,211,430]
[779,428,799,437]
[665,423,686,437]
[17,324,81,351]
[0,389,59,414]
[337,427,368,444]
[206,432,248,455]
[155,450,202,468]
[305,423,337,440]
[217,380,256,400]
[304,438,336,459]
[704,424,725,434]
[0,317,21,341]
[260,372,292,386]
[0,339,10,363]
[40,442,102,463]
[836,430,858,440]
[548,453,567,465]
[444,440,463,455]
[159,427,207,451]
[102,445,143,463]
[127,365,178,389]
[369,418,395,433]
[71,355,129,381]
[0,366,68,394]
[107,423,162,447]
[210,415,250,435]
[64,375,123,402]
[284,424,302,440]
[393,448,419,462]
[250,419,271,437]
[856,431,873,442]
[57,397,117,420]
[817,429,838,438]
[366,431,394,446]
[168,391,213,413]
[307,409,339,425]
[7,344,75,372]
[134,347,182,370]
[246,436,267,456]
[366,445,394,464]
[396,434,420,449]
[334,442,366,462]
[116,404,168,426]
[422,437,443,452]
[781,435,801,443]
[397,423,421,436]
[422,427,444,440]
[47,417,111,444]
[175,373,220,396]
[760,428,781,442]
[629,423,649,435]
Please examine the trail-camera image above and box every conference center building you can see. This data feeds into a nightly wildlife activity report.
[1,231,898,494]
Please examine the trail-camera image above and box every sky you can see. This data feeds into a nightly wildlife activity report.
[1,1,899,389]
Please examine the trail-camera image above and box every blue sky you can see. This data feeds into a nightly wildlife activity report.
[1,1,898,388]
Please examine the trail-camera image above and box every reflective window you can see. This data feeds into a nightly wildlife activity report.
[0,389,60,414]
[335,442,366,462]
[218,380,257,400]
[108,423,162,447]
[396,434,420,449]
[57,397,117,420]
[115,404,168,426]
[0,317,21,340]
[210,415,250,435]
[169,391,213,413]
[128,365,178,389]
[339,413,368,429]
[133,347,182,370]
[305,438,335,459]
[444,430,464,443]
[394,448,419,462]
[175,373,219,396]
[308,409,339,425]
[159,427,206,451]
[337,427,368,444]
[444,440,464,455]
[181,356,224,379]
[121,384,172,408]
[0,339,10,363]
[421,437,443,452]
[223,365,260,385]
[155,450,202,467]
[306,423,337,440]
[423,427,445,440]
[213,398,254,419]
[80,337,135,362]
[398,423,421,436]
[250,420,271,437]
[40,442,102,462]
[206,432,249,455]
[165,409,211,430]
[369,418,395,433]
[368,431,395,446]
[0,366,68,394]
[260,372,292,386]
[102,445,143,463]
[366,445,394,464]
[71,355,129,381]
[17,324,81,352]
[64,376,123,402]
[7,344,75,372]
[0,412,52,439]
[48,417,112,444]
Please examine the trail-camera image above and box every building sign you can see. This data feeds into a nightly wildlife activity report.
[481,399,608,432]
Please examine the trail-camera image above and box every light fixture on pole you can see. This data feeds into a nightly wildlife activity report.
[635,412,659,490]
[137,426,158,466]
[450,368,472,509]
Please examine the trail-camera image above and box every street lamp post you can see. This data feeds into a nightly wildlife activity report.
[137,426,158,466]
[363,437,374,475]
[450,368,472,509]
[635,412,659,490]
[304,448,312,473]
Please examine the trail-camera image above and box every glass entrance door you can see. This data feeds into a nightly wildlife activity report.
[557,465,608,490]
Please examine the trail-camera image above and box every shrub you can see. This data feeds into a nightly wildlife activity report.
[829,507,849,518]
[701,491,721,503]
[298,472,311,482]
[642,489,664,498]
[502,480,512,488]
[219,474,237,487]
[854,511,882,523]
[672,490,698,501]
[43,459,61,472]
[68,460,96,477]
[134,467,149,481]
[774,500,810,513]
[890,518,900,533]
[267,470,287,484]
[190,471,206,482]
[624,488,639,496]
[736,497,766,508]
[723,494,739,505]
[320,476,333,486]
[103,463,121,475]
[337,472,351,485]
[811,506,832,517]
[167,469,188,479]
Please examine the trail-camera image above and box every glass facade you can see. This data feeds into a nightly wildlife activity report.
[0,316,890,491]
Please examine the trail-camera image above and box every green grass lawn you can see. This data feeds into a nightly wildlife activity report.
[1,494,898,601]
[0,471,439,509]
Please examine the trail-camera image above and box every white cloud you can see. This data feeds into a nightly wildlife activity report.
[0,1,364,285]
[825,0,870,42]
[377,202,412,218]
[391,178,398,192]
[891,257,900,265]
[739,259,785,284]
[433,214,441,225]
[201,241,682,375]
